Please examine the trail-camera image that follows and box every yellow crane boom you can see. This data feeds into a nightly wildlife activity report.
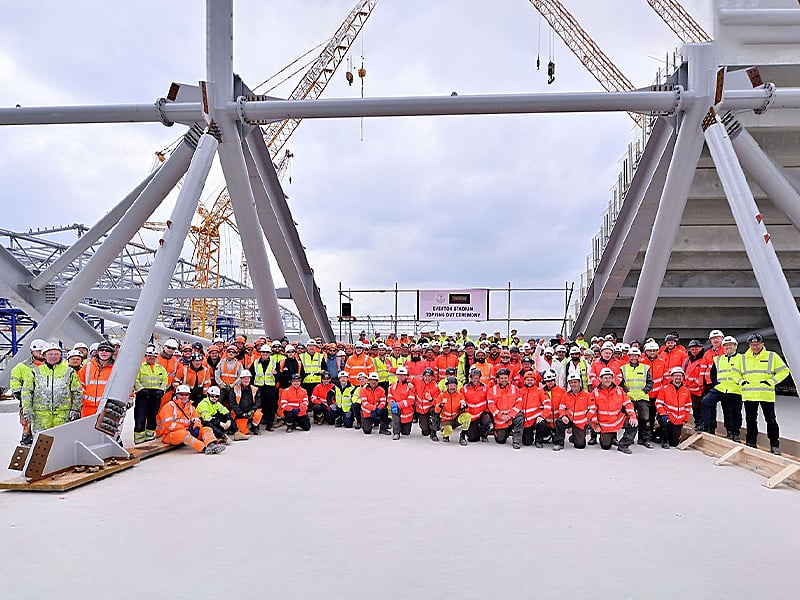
[646,0,711,44]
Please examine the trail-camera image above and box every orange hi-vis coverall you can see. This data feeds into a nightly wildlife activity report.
[156,397,216,452]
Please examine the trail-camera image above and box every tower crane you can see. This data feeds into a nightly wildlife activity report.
[646,0,711,44]
[189,0,378,337]
[526,0,642,126]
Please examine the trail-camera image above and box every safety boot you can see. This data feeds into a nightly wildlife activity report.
[20,434,33,447]
[771,447,782,456]
[392,433,400,440]
[430,432,439,442]
[145,429,156,442]
[459,431,468,446]
[204,442,226,455]
[233,431,249,441]
[133,431,147,445]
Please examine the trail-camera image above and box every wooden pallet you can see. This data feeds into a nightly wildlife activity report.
[0,456,139,492]
[679,432,800,490]
[0,439,175,492]
[128,440,177,461]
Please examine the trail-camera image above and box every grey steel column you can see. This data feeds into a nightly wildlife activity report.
[624,44,716,341]
[206,0,285,338]
[704,110,800,382]
[104,130,219,404]
[29,168,160,290]
[726,116,800,232]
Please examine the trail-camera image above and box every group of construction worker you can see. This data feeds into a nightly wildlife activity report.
[7,326,790,456]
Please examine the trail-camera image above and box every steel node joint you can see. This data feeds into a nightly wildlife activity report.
[755,82,776,115]
[720,111,742,140]
[183,122,205,149]
[155,98,174,127]
[235,96,281,126]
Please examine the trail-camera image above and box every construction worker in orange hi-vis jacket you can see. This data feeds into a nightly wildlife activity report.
[77,340,115,418]
[414,368,441,441]
[434,376,471,445]
[553,373,594,451]
[656,366,692,449]
[588,367,638,454]
[463,368,493,443]
[280,374,311,432]
[156,384,225,454]
[520,369,551,448]
[487,368,524,450]
[387,366,416,440]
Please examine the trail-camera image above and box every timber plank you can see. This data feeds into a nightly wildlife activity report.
[0,456,138,492]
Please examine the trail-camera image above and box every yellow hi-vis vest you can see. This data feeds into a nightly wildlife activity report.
[335,384,356,412]
[621,363,649,401]
[253,356,278,387]
[301,352,323,384]
[373,357,390,383]
[714,353,743,395]
[134,362,168,391]
[739,349,789,402]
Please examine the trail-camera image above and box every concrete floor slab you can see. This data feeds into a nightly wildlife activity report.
[0,408,799,599]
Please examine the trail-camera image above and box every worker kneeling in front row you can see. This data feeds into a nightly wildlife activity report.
[280,374,311,432]
[553,373,592,451]
[229,369,262,437]
[589,368,638,454]
[156,384,225,454]
[656,367,692,449]
[435,376,471,445]
[360,372,390,435]
[488,368,524,450]
[197,386,236,445]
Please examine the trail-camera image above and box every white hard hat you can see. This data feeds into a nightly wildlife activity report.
[670,366,685,376]
[42,341,62,354]
[521,343,531,351]
[164,338,179,349]
[601,341,615,350]
[175,384,191,394]
[89,342,99,352]
[614,344,625,352]
[599,367,615,377]
[67,349,83,359]
[240,369,252,377]
[722,336,738,345]
[627,347,641,356]
[30,339,47,352]
[368,372,380,380]
[336,350,346,357]
[542,370,557,382]
[144,345,158,356]
[396,366,408,375]
[284,344,295,352]
[354,341,365,349]
[709,329,724,339]
[271,340,282,347]
[207,386,221,396]
[338,371,349,378]
[569,346,581,354]
[566,373,582,382]
[307,339,317,346]
[73,342,89,351]
[260,344,272,352]
[543,347,554,355]
[643,341,660,352]
[555,345,567,353]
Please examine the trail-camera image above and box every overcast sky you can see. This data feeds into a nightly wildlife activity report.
[0,0,713,338]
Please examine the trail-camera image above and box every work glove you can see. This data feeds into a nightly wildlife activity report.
[659,414,670,426]
[69,409,81,422]
[189,426,200,437]
[291,408,300,416]
[391,401,399,415]
[245,410,254,418]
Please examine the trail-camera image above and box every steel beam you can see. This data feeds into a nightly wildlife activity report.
[244,130,334,340]
[103,130,219,405]
[29,168,160,290]
[571,117,675,336]
[704,111,800,386]
[80,287,292,300]
[624,44,716,342]
[75,303,212,344]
